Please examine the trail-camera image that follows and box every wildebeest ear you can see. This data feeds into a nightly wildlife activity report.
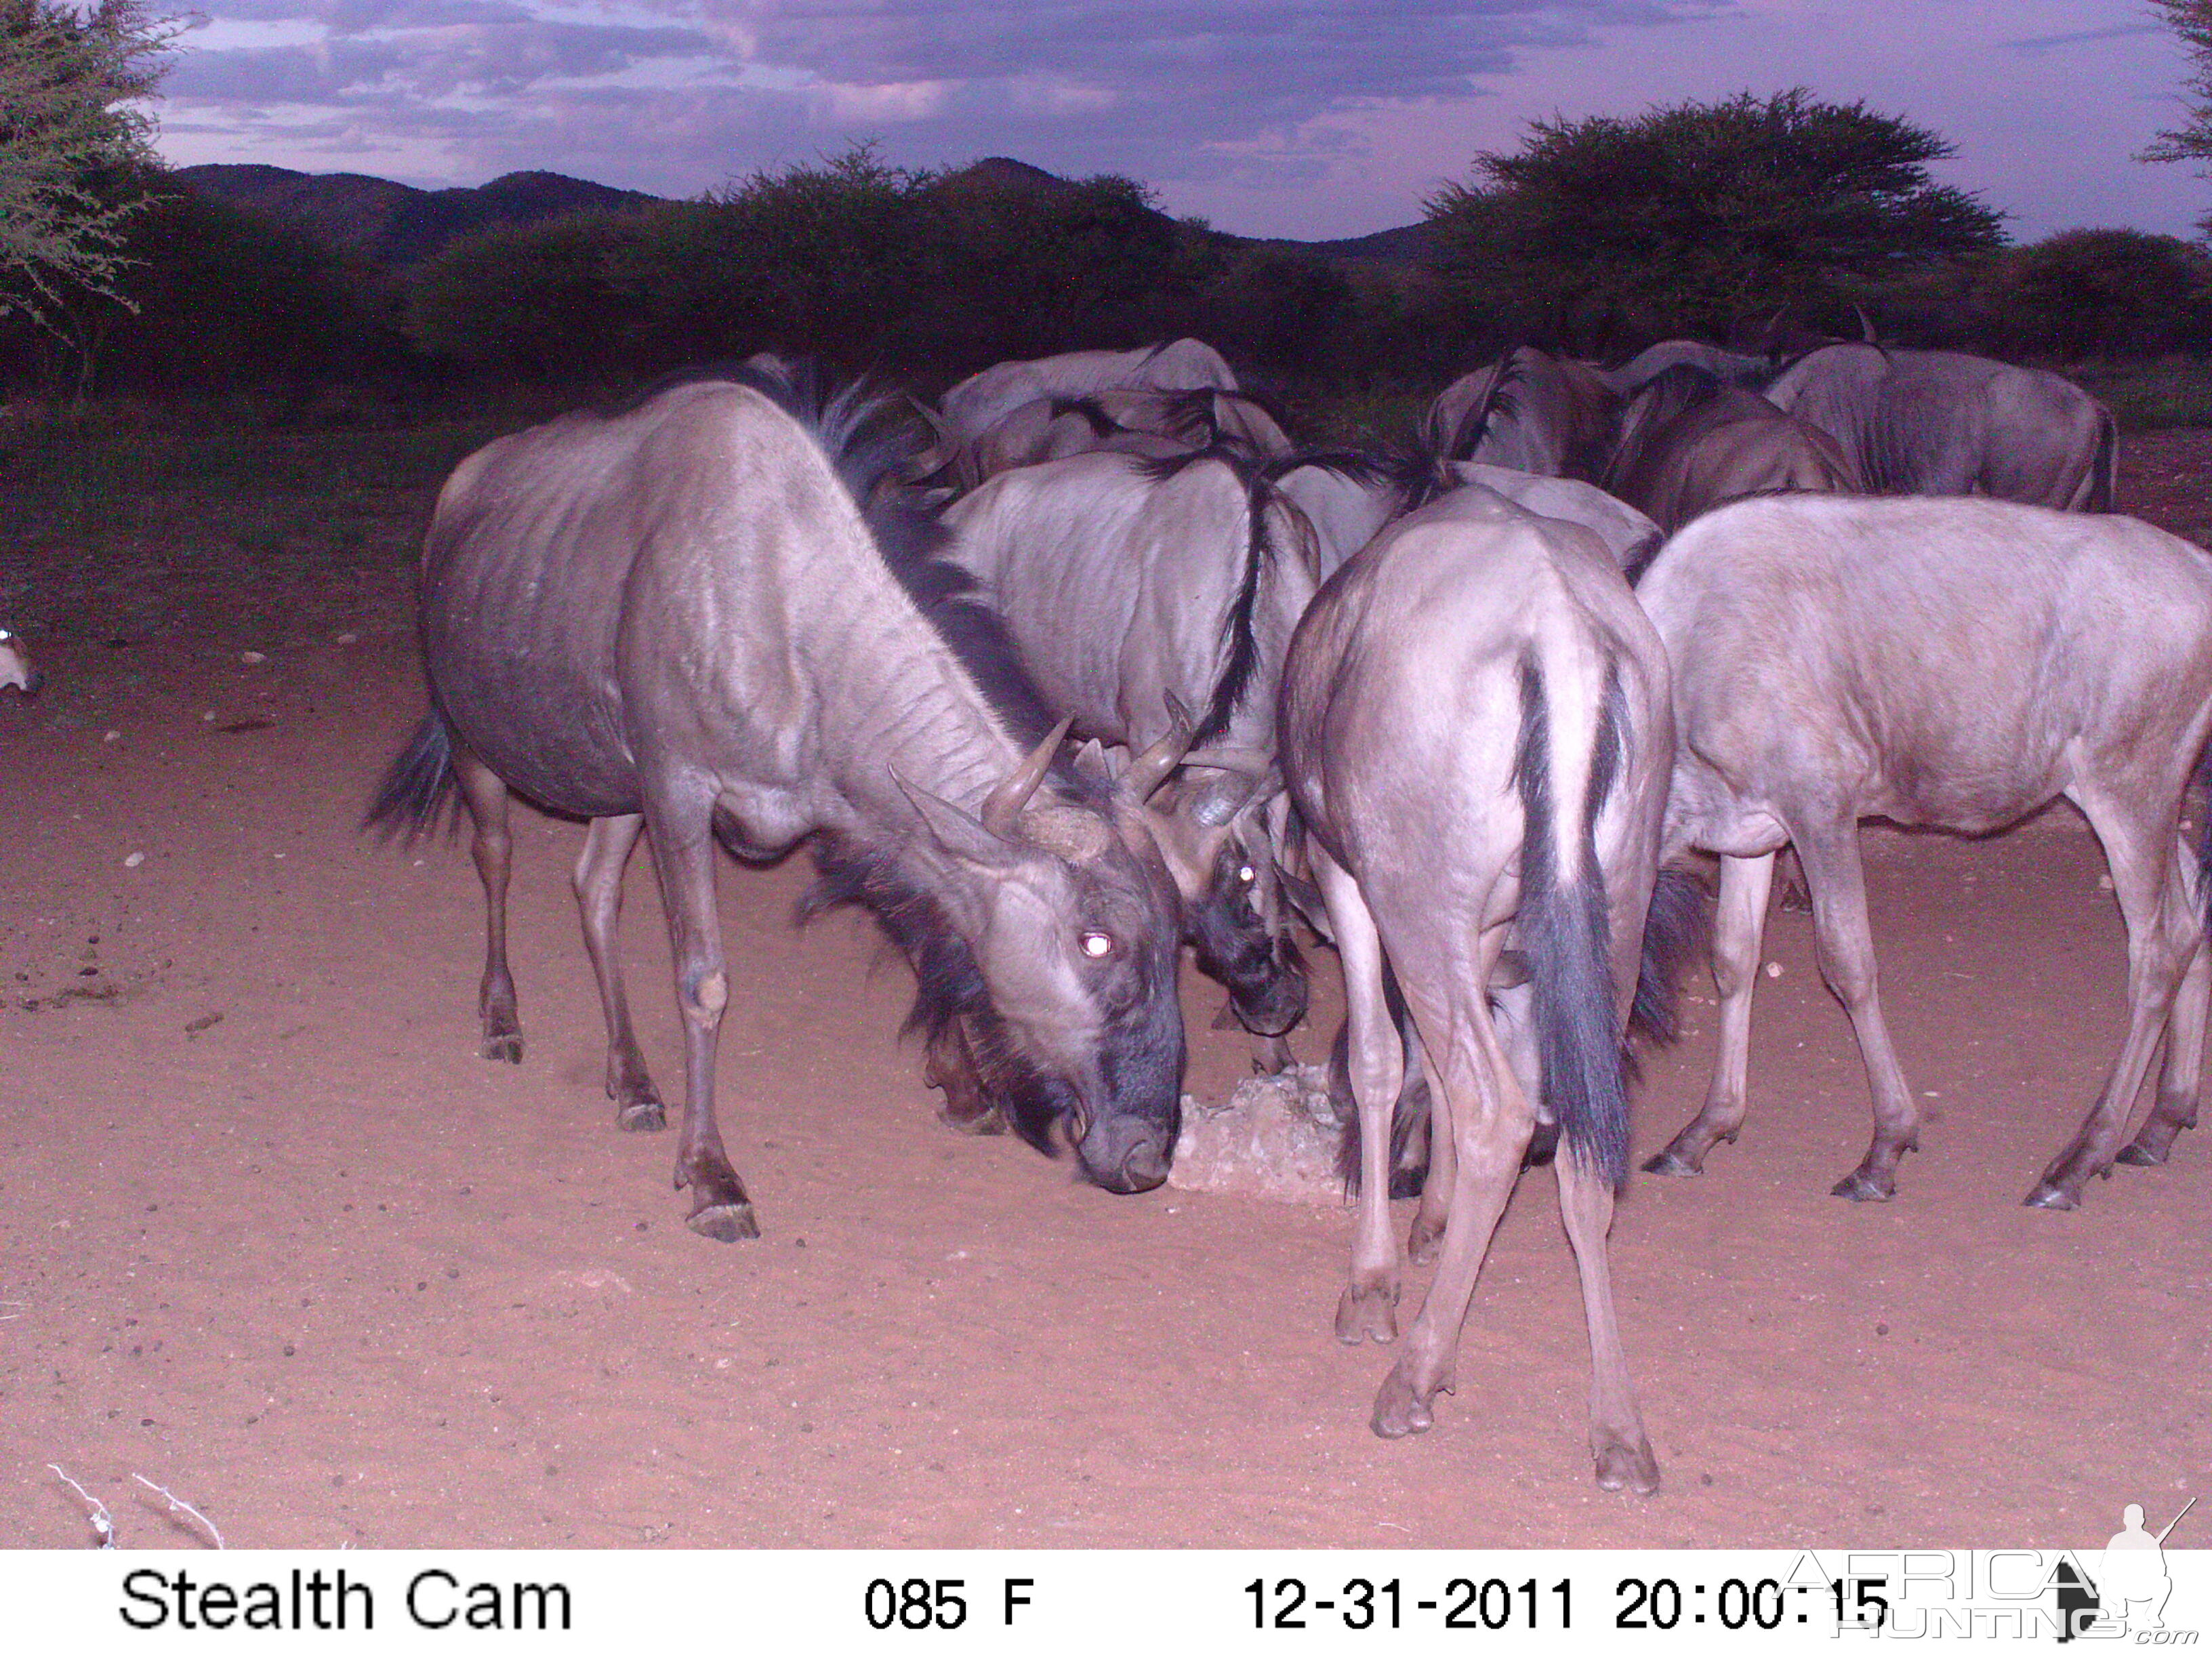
[890,769,1019,868]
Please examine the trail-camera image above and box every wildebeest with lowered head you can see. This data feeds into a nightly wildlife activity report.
[1278,484,1675,1492]
[926,338,1240,461]
[1605,365,1861,536]
[1764,342,2118,510]
[368,362,1193,1235]
[941,446,1315,1044]
[1638,495,2212,1208]
[1425,346,1620,483]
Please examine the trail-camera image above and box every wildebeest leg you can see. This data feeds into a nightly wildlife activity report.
[1371,990,1530,1441]
[924,1017,1004,1134]
[1317,850,1406,1345]
[2028,804,2199,1208]
[573,814,666,1132]
[1556,1151,1660,1492]
[645,794,758,1242]
[452,750,523,1063]
[1645,850,1775,1176]
[1790,822,1921,1200]
[2121,849,2207,1166]
[1406,1021,1452,1265]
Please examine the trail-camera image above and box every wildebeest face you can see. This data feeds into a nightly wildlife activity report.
[1143,771,1307,1038]
[908,792,1187,1194]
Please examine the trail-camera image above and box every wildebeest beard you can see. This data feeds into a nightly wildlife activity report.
[800,838,1082,1158]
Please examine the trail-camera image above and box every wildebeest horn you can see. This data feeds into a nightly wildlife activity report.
[981,715,1073,836]
[1124,699,1195,802]
[1854,304,1877,343]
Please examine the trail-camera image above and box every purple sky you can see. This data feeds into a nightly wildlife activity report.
[154,1,2207,243]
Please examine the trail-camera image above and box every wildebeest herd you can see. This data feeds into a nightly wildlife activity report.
[351,330,2200,1496]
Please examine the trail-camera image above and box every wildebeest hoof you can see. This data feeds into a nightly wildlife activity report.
[2022,1180,2081,1211]
[2114,1143,2166,1167]
[1406,1214,1444,1266]
[616,1099,666,1132]
[480,1031,524,1064]
[1594,1437,1660,1495]
[687,1200,760,1242]
[1335,1282,1398,1346]
[1830,1170,1894,1202]
[1370,1368,1435,1439]
[1641,1147,1704,1177]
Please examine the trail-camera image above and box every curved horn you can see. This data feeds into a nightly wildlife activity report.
[981,715,1073,836]
[1123,698,1195,803]
[1853,303,1877,344]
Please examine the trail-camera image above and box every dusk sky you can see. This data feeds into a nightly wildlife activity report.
[155,0,2208,245]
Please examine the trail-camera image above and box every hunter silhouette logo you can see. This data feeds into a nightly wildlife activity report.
[2056,1498,2196,1641]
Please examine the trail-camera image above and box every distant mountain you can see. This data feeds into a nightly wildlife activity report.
[174,164,659,265]
[174,158,1439,271]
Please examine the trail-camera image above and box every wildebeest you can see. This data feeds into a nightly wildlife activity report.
[1765,343,2118,510]
[1425,347,1621,482]
[941,447,1315,1040]
[930,338,1240,456]
[367,362,1195,1235]
[0,626,39,695]
[1637,495,2212,1208]
[1278,485,1675,1492]
[941,386,1290,492]
[1599,338,1773,398]
[1605,365,1862,535]
[1273,450,1660,581]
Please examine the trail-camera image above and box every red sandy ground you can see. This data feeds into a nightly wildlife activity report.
[1,432,2207,1551]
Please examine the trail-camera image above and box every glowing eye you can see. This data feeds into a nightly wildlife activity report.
[1080,932,1113,958]
[1237,865,1256,883]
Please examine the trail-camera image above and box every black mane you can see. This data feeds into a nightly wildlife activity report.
[618,356,1071,760]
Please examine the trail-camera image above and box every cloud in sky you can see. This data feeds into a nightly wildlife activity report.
[155,0,2209,242]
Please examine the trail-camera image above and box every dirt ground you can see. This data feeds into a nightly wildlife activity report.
[1,427,2207,1551]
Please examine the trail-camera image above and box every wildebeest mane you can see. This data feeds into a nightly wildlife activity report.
[1270,443,1454,516]
[1046,394,1125,436]
[1604,363,1724,497]
[1129,445,1281,745]
[619,357,1072,759]
[1441,354,1525,462]
[800,839,1076,1157]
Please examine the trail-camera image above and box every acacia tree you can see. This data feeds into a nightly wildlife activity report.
[1425,88,2006,352]
[0,0,173,327]
[2145,0,2212,230]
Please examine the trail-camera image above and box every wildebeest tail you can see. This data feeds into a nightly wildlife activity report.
[1631,865,1710,1046]
[2089,409,2119,512]
[1513,652,1632,1188]
[364,712,461,843]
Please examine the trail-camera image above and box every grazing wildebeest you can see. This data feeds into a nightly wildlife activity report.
[367,363,1195,1235]
[1425,347,1620,482]
[1278,485,1675,1492]
[1765,343,2118,510]
[1638,495,2212,1208]
[0,626,39,695]
[941,447,1315,1041]
[930,338,1240,456]
[1605,365,1861,535]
